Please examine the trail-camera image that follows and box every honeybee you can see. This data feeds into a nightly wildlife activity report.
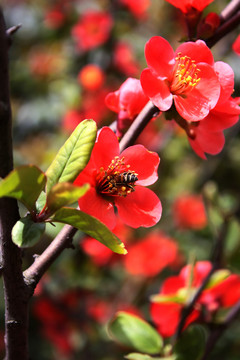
[115,171,138,192]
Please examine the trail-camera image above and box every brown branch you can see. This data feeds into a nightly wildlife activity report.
[0,7,29,360]
[206,10,240,48]
[24,225,78,290]
[220,0,240,23]
[119,101,159,152]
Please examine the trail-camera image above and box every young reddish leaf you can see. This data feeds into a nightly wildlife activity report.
[12,215,46,248]
[46,182,89,214]
[45,119,97,193]
[0,165,46,211]
[51,207,127,254]
[108,311,163,354]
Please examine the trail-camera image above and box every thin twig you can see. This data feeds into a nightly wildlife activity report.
[200,299,240,360]
[174,220,229,342]
[220,0,240,23]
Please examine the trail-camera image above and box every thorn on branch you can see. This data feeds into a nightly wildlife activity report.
[6,24,21,45]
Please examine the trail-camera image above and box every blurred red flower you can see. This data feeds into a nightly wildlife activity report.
[141,36,220,122]
[233,35,240,56]
[72,11,113,51]
[62,87,112,133]
[33,298,76,356]
[164,0,214,13]
[151,261,240,337]
[81,220,131,266]
[105,78,149,136]
[113,42,140,76]
[173,194,207,230]
[78,64,105,91]
[123,231,179,277]
[187,62,240,158]
[74,127,162,230]
[119,0,150,18]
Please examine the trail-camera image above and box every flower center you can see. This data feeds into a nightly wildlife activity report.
[96,156,138,197]
[170,53,201,95]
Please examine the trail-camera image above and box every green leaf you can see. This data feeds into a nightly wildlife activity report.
[51,207,127,255]
[125,353,173,360]
[46,182,89,214]
[205,269,230,289]
[35,191,47,213]
[0,165,46,211]
[174,325,206,360]
[45,119,97,193]
[12,215,46,248]
[108,311,163,354]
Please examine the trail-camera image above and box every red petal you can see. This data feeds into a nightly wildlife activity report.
[78,187,116,230]
[195,127,225,155]
[141,68,173,111]
[151,302,182,337]
[176,40,214,66]
[121,144,160,185]
[174,63,220,121]
[115,186,162,228]
[92,127,120,169]
[145,36,175,79]
[105,91,120,113]
[119,78,148,117]
[161,276,185,295]
[214,61,234,103]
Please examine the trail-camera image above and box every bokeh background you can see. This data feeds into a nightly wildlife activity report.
[1,0,240,359]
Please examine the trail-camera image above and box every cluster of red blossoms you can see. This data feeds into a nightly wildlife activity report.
[106,36,240,159]
[151,261,240,337]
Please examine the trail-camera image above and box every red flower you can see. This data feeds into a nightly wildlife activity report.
[164,0,214,13]
[123,231,179,277]
[140,36,220,122]
[81,220,131,266]
[72,11,113,52]
[233,35,240,56]
[78,64,105,91]
[113,42,140,76]
[74,127,162,230]
[173,194,207,230]
[105,78,149,136]
[150,261,240,337]
[187,62,240,158]
[119,0,150,19]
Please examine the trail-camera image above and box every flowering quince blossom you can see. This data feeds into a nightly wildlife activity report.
[113,42,140,77]
[105,78,149,136]
[119,0,150,19]
[187,62,240,158]
[71,11,113,52]
[140,36,221,122]
[164,0,214,14]
[150,261,240,337]
[123,231,179,277]
[173,194,207,230]
[74,127,162,230]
